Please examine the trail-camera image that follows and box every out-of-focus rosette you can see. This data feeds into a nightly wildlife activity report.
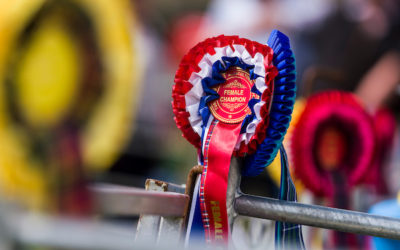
[0,0,139,211]
[291,91,375,248]
[291,91,375,198]
[167,13,208,63]
[291,91,375,197]
[173,30,301,247]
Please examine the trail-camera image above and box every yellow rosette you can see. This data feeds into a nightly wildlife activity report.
[0,0,140,210]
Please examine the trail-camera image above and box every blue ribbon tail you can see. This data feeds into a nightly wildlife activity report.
[274,145,306,250]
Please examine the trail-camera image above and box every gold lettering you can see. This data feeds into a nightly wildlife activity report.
[215,235,223,240]
[220,96,247,103]
[210,201,225,239]
[223,89,244,96]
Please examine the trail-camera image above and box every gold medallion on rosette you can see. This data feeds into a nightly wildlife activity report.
[209,67,259,124]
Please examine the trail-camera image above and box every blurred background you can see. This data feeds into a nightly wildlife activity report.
[0,0,399,249]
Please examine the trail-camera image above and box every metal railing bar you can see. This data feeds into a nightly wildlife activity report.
[90,183,189,217]
[235,194,400,240]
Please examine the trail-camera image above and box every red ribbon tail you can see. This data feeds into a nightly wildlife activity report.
[200,120,241,244]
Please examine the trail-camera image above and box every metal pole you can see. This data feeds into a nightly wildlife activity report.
[226,158,241,230]
[235,194,400,240]
[90,183,188,217]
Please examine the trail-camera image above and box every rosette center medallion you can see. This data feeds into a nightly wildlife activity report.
[209,67,257,123]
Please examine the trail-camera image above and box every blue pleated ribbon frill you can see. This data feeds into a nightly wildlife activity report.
[243,30,296,176]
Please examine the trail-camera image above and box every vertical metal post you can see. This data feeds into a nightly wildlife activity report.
[226,157,241,230]
[135,180,163,243]
[135,179,187,247]
[157,181,186,245]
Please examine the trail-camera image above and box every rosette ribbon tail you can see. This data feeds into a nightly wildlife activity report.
[275,146,306,250]
[200,120,242,244]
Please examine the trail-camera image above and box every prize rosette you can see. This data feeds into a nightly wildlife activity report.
[172,30,296,245]
[291,91,375,198]
[291,91,376,248]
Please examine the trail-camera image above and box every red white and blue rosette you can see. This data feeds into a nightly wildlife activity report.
[173,30,295,174]
[172,30,296,245]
